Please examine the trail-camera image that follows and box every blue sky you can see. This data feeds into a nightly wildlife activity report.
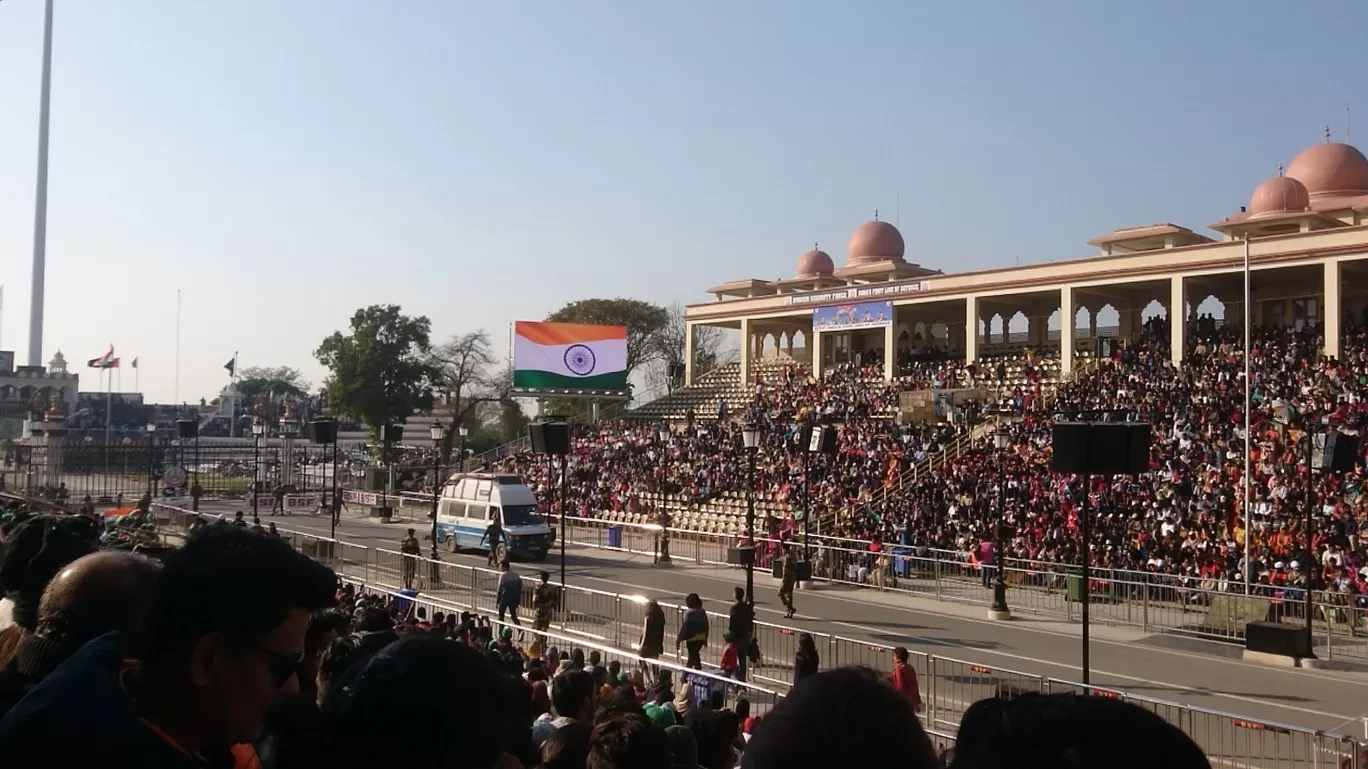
[0,0,1365,403]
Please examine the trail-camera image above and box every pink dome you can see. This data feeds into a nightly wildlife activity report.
[1248,174,1309,214]
[846,220,905,265]
[795,248,833,278]
[1284,142,1368,197]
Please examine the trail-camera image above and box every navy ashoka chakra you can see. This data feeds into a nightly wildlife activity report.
[564,344,597,376]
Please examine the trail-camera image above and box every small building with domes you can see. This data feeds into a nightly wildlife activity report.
[0,347,80,439]
[682,137,1368,386]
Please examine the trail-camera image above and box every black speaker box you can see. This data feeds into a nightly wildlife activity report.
[1051,423,1089,474]
[808,425,838,454]
[726,546,755,566]
[529,422,570,456]
[310,419,338,445]
[382,424,404,444]
[1245,621,1312,658]
[1314,432,1359,473]
[1052,422,1151,476]
[1125,423,1152,475]
[1088,423,1130,475]
[175,419,198,440]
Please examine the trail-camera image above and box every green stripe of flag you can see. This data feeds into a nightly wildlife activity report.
[513,370,627,391]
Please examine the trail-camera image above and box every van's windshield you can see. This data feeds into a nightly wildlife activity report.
[502,504,545,527]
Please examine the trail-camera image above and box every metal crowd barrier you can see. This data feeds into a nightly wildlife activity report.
[555,516,1368,664]
[152,504,1368,768]
[336,575,784,716]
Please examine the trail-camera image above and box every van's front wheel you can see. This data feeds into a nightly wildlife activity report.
[493,543,508,564]
[444,535,457,553]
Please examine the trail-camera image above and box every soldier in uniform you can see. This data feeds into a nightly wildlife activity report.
[400,527,421,589]
[778,542,799,619]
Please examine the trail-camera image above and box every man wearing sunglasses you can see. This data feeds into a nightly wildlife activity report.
[0,525,338,769]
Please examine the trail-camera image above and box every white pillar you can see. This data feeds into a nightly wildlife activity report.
[964,296,979,363]
[884,321,896,382]
[1060,286,1075,374]
[1324,260,1342,359]
[811,330,824,378]
[684,321,696,386]
[1117,304,1135,339]
[1170,276,1186,366]
[738,318,751,386]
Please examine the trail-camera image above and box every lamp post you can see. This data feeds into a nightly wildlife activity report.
[741,423,761,603]
[145,422,157,500]
[251,417,265,520]
[279,415,298,491]
[458,424,469,473]
[656,424,672,565]
[989,426,1012,620]
[193,428,201,512]
[429,421,447,559]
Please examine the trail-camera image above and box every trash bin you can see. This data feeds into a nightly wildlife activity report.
[607,525,622,549]
[1066,568,1083,602]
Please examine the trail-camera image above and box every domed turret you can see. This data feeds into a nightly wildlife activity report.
[1284,141,1368,197]
[795,245,834,278]
[846,216,905,265]
[1248,171,1310,214]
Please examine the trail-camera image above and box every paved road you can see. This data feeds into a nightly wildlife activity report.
[205,502,1368,749]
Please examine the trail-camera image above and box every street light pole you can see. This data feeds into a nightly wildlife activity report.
[990,426,1012,620]
[458,424,469,473]
[251,417,265,520]
[430,422,446,559]
[145,422,157,501]
[741,423,760,603]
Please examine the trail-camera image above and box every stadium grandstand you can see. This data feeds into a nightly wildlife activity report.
[496,139,1368,605]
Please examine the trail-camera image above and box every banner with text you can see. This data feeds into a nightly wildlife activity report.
[812,300,893,332]
[249,494,320,511]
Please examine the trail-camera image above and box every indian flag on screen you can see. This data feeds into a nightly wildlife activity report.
[513,321,629,391]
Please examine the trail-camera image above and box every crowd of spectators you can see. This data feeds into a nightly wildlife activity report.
[0,505,1217,769]
[497,361,986,533]
[845,320,1368,610]
[491,318,1368,607]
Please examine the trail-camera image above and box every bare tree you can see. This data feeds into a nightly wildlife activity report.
[432,330,497,461]
[646,302,723,393]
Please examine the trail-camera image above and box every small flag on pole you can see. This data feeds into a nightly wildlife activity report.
[131,357,138,369]
[87,346,116,369]
[225,354,237,378]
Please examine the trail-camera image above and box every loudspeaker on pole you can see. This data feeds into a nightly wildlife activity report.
[529,422,570,456]
[310,419,338,445]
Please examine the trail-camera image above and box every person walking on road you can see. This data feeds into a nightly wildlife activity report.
[778,543,799,619]
[533,570,559,646]
[890,646,923,716]
[727,586,754,682]
[676,593,709,670]
[639,600,666,681]
[793,632,820,686]
[481,516,505,567]
[400,528,421,590]
[495,559,524,639]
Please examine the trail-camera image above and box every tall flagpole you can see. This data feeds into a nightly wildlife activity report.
[1243,234,1252,594]
[174,289,182,405]
[27,0,55,367]
[105,356,113,449]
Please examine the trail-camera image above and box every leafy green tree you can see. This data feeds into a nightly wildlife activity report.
[237,365,311,400]
[314,305,440,440]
